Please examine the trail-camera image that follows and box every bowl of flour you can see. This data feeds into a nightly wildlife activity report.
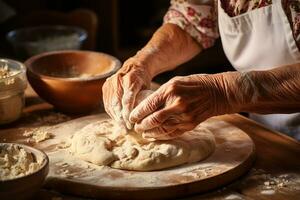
[0,143,49,200]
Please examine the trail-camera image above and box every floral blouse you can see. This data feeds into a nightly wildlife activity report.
[164,0,300,49]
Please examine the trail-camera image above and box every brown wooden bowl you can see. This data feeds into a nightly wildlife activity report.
[0,143,49,200]
[25,50,121,114]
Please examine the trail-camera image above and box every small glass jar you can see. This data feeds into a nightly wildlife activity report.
[0,59,27,125]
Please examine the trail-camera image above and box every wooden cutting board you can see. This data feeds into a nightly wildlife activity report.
[0,114,255,200]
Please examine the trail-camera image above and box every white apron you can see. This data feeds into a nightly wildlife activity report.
[218,0,300,139]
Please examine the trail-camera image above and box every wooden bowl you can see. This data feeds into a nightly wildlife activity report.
[25,50,121,114]
[0,143,49,200]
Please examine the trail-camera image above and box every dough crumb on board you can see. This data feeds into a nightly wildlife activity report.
[260,189,275,195]
[0,144,42,180]
[35,113,70,125]
[23,127,53,143]
[26,112,71,127]
[241,168,300,195]
[224,194,243,199]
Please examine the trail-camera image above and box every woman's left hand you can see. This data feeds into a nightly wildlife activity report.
[129,73,238,140]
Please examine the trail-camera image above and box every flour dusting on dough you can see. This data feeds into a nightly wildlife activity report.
[69,119,216,171]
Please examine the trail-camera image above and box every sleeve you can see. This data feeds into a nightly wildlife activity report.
[163,0,219,49]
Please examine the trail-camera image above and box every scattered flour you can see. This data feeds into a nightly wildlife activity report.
[33,112,71,125]
[260,189,275,195]
[23,127,53,143]
[225,194,243,200]
[241,168,300,195]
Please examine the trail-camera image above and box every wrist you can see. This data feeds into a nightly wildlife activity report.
[211,72,243,114]
[133,48,158,79]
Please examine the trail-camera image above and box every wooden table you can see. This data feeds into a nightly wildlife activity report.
[1,85,300,200]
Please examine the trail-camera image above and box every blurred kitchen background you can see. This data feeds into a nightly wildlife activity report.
[0,0,234,83]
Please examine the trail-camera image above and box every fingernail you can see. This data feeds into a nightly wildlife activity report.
[125,120,133,130]
[134,124,142,133]
[129,111,137,123]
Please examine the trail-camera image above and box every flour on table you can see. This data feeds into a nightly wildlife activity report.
[23,127,53,143]
[69,117,216,171]
[0,144,42,180]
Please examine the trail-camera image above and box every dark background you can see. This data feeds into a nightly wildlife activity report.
[0,0,234,83]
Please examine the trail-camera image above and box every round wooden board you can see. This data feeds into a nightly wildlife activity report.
[0,114,255,200]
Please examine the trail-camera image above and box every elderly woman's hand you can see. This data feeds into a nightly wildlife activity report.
[103,23,203,129]
[102,57,152,129]
[129,73,238,140]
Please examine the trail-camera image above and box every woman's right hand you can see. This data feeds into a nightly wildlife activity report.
[102,57,152,129]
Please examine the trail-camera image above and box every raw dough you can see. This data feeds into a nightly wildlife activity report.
[69,118,216,171]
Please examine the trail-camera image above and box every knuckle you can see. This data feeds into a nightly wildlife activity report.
[174,97,188,111]
[165,83,178,96]
[170,76,182,83]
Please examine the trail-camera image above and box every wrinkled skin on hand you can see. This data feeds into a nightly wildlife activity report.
[129,64,300,140]
[129,74,234,140]
[102,23,201,130]
[102,58,151,129]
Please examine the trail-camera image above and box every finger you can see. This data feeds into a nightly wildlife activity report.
[134,107,178,132]
[143,129,183,141]
[122,90,136,129]
[106,75,124,123]
[141,125,177,138]
[129,90,164,123]
[121,73,143,129]
[167,130,185,138]
[141,121,195,140]
[102,79,114,119]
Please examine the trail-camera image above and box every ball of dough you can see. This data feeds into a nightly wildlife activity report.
[69,116,216,171]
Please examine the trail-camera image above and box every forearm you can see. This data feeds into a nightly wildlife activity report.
[133,23,202,79]
[221,64,300,114]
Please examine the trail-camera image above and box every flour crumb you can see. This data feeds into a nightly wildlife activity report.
[225,194,243,200]
[23,129,54,143]
[55,142,71,150]
[264,181,270,186]
[32,112,71,126]
[23,128,53,143]
[261,189,275,195]
[242,168,300,194]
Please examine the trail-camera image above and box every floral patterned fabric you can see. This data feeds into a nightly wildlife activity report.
[164,0,300,49]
